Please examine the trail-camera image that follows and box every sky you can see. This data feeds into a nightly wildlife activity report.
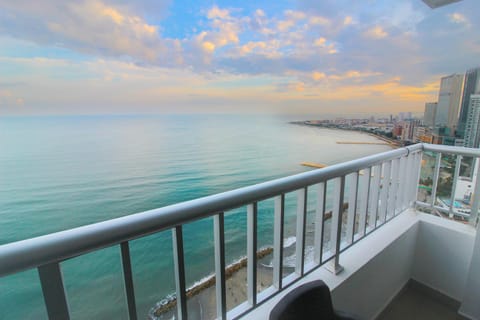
[0,0,479,115]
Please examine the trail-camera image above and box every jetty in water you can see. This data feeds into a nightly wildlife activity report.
[336,141,390,145]
[301,162,328,168]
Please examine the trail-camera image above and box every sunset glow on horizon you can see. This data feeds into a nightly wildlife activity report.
[0,0,479,115]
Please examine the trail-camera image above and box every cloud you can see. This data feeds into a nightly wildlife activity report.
[1,0,479,115]
[0,55,442,115]
[0,90,24,107]
[276,19,296,32]
[0,2,397,75]
[364,26,388,39]
[448,13,470,27]
[343,16,353,26]
[312,71,326,81]
[308,16,331,26]
[207,6,230,19]
[187,7,244,66]
[0,0,177,65]
[312,37,337,54]
[381,2,425,34]
[237,41,268,55]
[0,56,291,113]
[284,10,306,21]
[305,70,382,85]
[313,37,327,46]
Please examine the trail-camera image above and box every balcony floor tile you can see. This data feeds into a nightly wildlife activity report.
[377,281,468,320]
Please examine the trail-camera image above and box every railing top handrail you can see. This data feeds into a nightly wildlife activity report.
[0,143,428,277]
[423,143,480,157]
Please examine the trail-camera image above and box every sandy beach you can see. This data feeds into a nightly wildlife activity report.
[195,258,274,320]
[151,248,276,320]
[150,209,348,320]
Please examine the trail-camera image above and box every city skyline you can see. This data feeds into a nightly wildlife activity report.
[0,0,479,115]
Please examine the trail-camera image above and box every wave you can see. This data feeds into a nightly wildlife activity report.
[261,245,316,269]
[148,247,274,319]
[283,236,296,248]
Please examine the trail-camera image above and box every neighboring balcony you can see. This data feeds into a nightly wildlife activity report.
[1,143,480,320]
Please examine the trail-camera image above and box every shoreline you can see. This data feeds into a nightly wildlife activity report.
[150,247,274,318]
[290,120,400,148]
[149,207,341,319]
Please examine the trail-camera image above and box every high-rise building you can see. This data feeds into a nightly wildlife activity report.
[464,95,480,148]
[401,119,420,142]
[457,67,480,138]
[423,102,437,127]
[434,74,464,130]
[398,112,412,121]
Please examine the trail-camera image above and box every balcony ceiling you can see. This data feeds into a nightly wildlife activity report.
[422,0,463,8]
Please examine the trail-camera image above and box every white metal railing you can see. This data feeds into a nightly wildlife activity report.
[3,142,474,320]
[416,144,480,226]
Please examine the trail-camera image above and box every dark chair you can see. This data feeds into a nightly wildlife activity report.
[269,280,357,320]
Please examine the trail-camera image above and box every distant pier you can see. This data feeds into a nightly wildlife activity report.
[301,162,328,168]
[336,141,390,145]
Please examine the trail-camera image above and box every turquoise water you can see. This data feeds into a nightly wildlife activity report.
[0,114,390,319]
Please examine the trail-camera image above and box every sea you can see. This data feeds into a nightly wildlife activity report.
[0,114,391,319]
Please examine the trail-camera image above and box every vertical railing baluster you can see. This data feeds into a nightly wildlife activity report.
[172,226,187,320]
[376,163,386,226]
[387,158,399,219]
[346,172,358,244]
[449,155,463,218]
[368,165,381,231]
[120,242,137,320]
[295,188,307,276]
[407,151,421,209]
[396,156,407,215]
[358,168,371,238]
[407,152,419,208]
[379,161,391,224]
[327,176,345,274]
[403,154,414,210]
[247,203,257,307]
[314,182,326,265]
[273,194,285,289]
[38,262,70,320]
[214,213,227,319]
[412,151,423,205]
[469,158,480,226]
[431,153,442,208]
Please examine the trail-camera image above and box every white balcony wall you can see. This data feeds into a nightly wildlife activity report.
[244,211,477,320]
[460,220,480,320]
[331,212,419,320]
[412,215,475,300]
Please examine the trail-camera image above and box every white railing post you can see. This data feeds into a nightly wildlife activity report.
[295,188,307,276]
[38,263,70,320]
[358,167,371,237]
[346,172,359,244]
[172,226,187,320]
[449,155,463,218]
[314,182,326,265]
[247,203,258,307]
[411,151,423,207]
[396,156,408,214]
[404,154,413,210]
[273,195,285,289]
[214,213,227,320]
[470,158,480,226]
[387,158,399,219]
[326,176,345,275]
[369,165,381,230]
[378,161,391,224]
[430,153,442,208]
[120,242,137,320]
